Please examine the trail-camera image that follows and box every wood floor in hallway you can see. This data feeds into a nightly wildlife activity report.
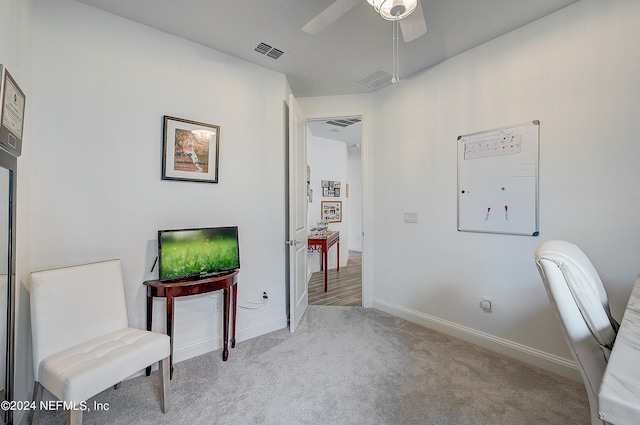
[308,250,362,306]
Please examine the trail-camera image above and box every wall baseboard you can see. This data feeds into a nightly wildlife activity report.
[171,301,580,382]
[173,316,287,364]
[372,299,581,382]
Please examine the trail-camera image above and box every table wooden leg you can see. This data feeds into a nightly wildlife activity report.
[337,239,340,272]
[166,292,174,379]
[222,288,230,361]
[323,248,328,292]
[231,283,237,348]
[146,293,153,376]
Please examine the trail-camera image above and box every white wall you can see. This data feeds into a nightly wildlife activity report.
[30,0,288,372]
[7,0,640,407]
[373,0,640,378]
[302,0,640,379]
[306,135,348,272]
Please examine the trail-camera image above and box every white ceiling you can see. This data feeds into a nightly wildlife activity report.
[75,0,579,146]
[76,0,579,99]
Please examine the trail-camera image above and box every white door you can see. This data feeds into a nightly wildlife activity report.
[287,94,308,332]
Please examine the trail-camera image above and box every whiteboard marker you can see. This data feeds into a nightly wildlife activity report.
[504,205,509,221]
[485,208,491,221]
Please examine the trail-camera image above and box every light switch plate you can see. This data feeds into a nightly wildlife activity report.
[404,212,418,223]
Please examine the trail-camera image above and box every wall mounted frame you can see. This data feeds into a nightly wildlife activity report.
[457,121,540,236]
[321,180,340,197]
[0,65,25,158]
[162,116,220,183]
[321,200,342,223]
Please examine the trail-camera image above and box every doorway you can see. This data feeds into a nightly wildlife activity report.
[306,116,363,306]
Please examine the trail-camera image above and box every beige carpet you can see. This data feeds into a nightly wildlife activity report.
[34,306,589,425]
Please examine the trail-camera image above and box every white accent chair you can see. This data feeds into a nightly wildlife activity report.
[29,259,170,425]
[534,240,618,425]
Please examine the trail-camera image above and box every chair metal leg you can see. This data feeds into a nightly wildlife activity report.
[28,382,44,425]
[159,356,170,413]
[66,408,82,425]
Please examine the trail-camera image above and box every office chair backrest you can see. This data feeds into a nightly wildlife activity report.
[534,240,618,425]
[30,259,129,381]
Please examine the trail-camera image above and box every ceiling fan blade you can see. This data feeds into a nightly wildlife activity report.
[302,0,360,34]
[400,0,427,42]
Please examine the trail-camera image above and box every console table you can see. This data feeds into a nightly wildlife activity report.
[144,270,238,379]
[308,231,339,292]
[598,273,640,425]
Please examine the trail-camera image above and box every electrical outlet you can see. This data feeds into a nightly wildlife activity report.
[262,290,269,300]
[213,295,221,311]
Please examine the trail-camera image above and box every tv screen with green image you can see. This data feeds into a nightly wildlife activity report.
[158,226,240,281]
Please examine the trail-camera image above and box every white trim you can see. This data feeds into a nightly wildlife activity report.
[172,317,287,364]
[372,298,581,381]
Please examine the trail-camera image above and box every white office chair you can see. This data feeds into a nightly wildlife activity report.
[534,240,619,425]
[29,259,170,425]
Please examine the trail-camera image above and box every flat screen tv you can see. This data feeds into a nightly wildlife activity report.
[158,226,240,281]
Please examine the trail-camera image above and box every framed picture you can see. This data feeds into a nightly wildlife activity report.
[321,180,341,197]
[162,115,220,183]
[321,201,342,223]
[0,65,25,157]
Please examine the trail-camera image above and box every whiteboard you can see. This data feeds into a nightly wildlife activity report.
[457,121,539,236]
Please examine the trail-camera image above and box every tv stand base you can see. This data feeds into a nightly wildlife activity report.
[144,270,238,379]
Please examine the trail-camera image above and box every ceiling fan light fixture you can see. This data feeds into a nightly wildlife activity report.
[367,0,418,20]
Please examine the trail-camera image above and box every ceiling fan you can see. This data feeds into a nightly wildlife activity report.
[302,0,427,43]
[302,0,427,83]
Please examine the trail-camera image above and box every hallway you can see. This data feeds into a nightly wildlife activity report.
[308,250,361,306]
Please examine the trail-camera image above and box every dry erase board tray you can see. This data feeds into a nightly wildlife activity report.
[456,121,539,236]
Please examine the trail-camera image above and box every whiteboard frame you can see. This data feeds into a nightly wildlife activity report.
[456,120,540,236]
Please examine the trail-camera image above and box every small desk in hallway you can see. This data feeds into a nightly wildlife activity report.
[308,231,340,292]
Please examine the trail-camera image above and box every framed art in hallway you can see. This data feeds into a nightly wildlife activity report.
[321,201,342,223]
[321,180,341,197]
[162,115,220,183]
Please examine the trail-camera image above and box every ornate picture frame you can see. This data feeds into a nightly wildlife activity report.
[162,115,220,183]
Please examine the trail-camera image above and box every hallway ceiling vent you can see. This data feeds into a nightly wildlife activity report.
[357,68,392,89]
[326,118,361,128]
[254,40,286,60]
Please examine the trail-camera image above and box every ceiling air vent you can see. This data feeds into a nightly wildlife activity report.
[357,68,392,90]
[326,118,361,128]
[254,40,286,60]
